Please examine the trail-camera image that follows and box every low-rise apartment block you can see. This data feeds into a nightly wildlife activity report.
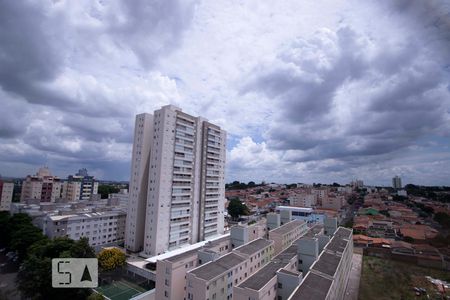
[186,238,274,300]
[230,219,267,248]
[11,198,126,249]
[234,225,324,300]
[138,212,352,300]
[289,194,317,208]
[44,209,126,248]
[154,235,231,300]
[321,195,346,211]
[288,227,353,300]
[269,220,309,255]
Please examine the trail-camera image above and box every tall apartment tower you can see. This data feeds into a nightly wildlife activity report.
[392,176,402,189]
[125,105,227,256]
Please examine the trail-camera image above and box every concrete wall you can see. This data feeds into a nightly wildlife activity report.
[297,238,319,275]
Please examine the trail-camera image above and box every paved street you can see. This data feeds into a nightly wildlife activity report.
[344,251,363,300]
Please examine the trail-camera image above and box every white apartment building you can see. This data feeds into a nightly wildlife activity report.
[126,105,227,256]
[0,180,14,211]
[392,176,402,189]
[44,210,126,248]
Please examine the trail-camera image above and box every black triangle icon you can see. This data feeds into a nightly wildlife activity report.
[81,265,92,282]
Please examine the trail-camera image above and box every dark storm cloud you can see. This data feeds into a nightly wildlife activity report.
[0,1,67,107]
[246,28,368,122]
[111,0,197,68]
[246,25,450,163]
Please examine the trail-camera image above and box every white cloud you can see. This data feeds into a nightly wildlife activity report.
[0,0,449,184]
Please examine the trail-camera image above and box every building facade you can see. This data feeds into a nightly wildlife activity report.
[0,180,14,211]
[125,105,227,256]
[392,176,402,189]
[44,210,126,248]
[20,167,62,202]
[62,169,99,201]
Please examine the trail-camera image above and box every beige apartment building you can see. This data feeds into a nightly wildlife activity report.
[61,169,99,201]
[321,195,346,211]
[155,235,231,300]
[148,212,352,300]
[311,188,329,206]
[234,225,324,300]
[269,220,308,255]
[20,167,62,202]
[288,227,353,300]
[230,219,267,248]
[125,105,227,256]
[0,180,14,211]
[289,193,317,208]
[186,238,273,300]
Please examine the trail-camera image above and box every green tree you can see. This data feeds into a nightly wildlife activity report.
[87,293,105,300]
[0,211,11,247]
[10,224,46,261]
[434,212,450,228]
[97,248,126,271]
[17,237,95,300]
[0,212,47,260]
[403,236,414,243]
[227,198,250,220]
[97,185,120,199]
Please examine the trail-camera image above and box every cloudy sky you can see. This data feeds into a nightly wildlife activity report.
[1,0,449,186]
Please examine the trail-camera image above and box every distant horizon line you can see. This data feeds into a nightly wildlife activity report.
[1,175,449,188]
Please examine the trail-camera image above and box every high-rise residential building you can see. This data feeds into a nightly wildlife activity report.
[20,167,62,202]
[0,179,14,211]
[392,176,402,189]
[62,168,99,201]
[125,105,227,256]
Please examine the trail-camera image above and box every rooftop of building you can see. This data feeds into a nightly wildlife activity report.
[234,238,272,256]
[290,226,352,299]
[238,225,323,291]
[269,219,305,235]
[188,252,246,281]
[276,206,314,212]
[146,233,230,264]
[310,252,341,277]
[288,272,332,300]
[47,209,126,221]
[277,268,300,276]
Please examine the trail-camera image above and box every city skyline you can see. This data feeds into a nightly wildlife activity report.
[1,1,450,186]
